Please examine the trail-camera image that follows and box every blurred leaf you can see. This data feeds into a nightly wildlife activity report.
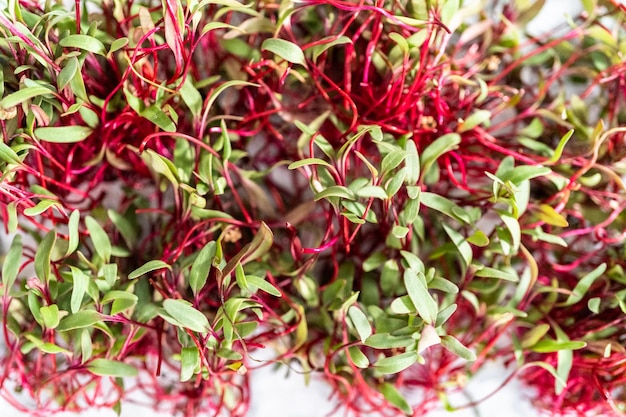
[458,109,491,132]
[39,304,60,329]
[180,346,200,381]
[348,306,372,342]
[87,359,138,377]
[563,263,606,307]
[2,234,22,294]
[441,335,476,361]
[347,346,369,368]
[374,351,418,374]
[381,382,412,415]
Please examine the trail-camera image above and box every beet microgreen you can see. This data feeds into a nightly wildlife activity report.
[1,0,626,416]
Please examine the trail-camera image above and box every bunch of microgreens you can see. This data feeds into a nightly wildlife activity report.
[1,0,625,415]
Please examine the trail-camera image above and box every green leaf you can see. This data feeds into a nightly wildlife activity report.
[440,335,476,361]
[348,306,372,342]
[473,265,518,282]
[440,0,460,26]
[70,266,90,314]
[109,37,129,54]
[59,34,106,55]
[467,230,489,247]
[365,333,414,349]
[57,310,101,331]
[442,223,472,267]
[381,149,406,176]
[405,140,420,184]
[85,216,111,262]
[458,109,491,132]
[262,38,306,66]
[128,260,170,279]
[314,185,355,201]
[180,346,200,381]
[189,241,216,296]
[58,57,79,91]
[39,304,60,329]
[374,351,418,374]
[34,125,93,144]
[34,231,56,283]
[356,185,388,200]
[288,158,333,169]
[141,105,176,132]
[381,382,412,415]
[246,275,282,297]
[536,204,568,227]
[521,323,551,349]
[0,86,52,109]
[549,129,574,163]
[311,35,352,62]
[2,234,22,294]
[563,263,606,306]
[66,210,80,256]
[404,269,438,324]
[23,199,58,216]
[531,339,587,353]
[500,165,551,185]
[499,213,521,253]
[420,192,469,223]
[420,133,461,178]
[0,142,22,165]
[179,76,203,118]
[162,299,210,333]
[347,346,369,368]
[87,359,138,377]
[103,291,138,315]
